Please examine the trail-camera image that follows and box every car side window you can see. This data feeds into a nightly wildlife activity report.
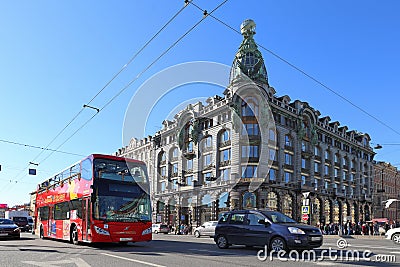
[218,213,229,224]
[229,213,246,225]
[247,213,265,226]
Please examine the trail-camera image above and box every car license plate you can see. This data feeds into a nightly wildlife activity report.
[120,238,133,241]
[311,236,321,241]
[0,233,8,236]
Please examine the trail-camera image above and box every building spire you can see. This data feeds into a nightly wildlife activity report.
[229,19,268,86]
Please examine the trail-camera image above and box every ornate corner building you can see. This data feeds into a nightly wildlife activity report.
[116,19,376,227]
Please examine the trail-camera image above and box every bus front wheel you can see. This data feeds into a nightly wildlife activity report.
[70,225,79,245]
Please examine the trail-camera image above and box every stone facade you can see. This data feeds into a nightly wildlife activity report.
[373,162,400,221]
[116,19,376,228]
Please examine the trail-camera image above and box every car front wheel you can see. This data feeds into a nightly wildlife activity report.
[216,235,229,249]
[392,233,400,244]
[194,231,200,238]
[270,237,287,252]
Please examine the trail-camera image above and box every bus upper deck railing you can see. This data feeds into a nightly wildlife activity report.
[37,172,81,193]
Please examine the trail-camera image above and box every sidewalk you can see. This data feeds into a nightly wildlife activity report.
[323,234,386,239]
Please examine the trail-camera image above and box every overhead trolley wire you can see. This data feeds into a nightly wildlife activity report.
[37,0,228,166]
[1,0,228,193]
[0,2,191,193]
[189,1,400,138]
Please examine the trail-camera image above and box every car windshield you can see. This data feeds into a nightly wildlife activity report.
[262,211,297,223]
[0,219,14,224]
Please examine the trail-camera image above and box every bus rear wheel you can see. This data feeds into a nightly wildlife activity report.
[70,225,79,245]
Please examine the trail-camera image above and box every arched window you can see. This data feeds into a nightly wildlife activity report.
[219,129,231,144]
[170,147,178,160]
[241,97,259,116]
[158,151,166,165]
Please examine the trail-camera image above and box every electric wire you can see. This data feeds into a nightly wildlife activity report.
[0,138,85,157]
[189,1,400,138]
[2,0,228,194]
[0,2,191,194]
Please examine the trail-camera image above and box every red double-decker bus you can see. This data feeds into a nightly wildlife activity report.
[34,154,152,245]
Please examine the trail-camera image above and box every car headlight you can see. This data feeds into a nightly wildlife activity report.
[288,227,305,234]
[13,228,20,233]
[94,225,110,235]
[142,227,152,235]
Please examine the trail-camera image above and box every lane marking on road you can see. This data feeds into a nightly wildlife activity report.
[188,248,238,255]
[315,262,337,266]
[101,253,166,267]
[389,251,400,254]
[22,258,90,267]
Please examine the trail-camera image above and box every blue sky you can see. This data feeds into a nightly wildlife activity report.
[1,1,400,207]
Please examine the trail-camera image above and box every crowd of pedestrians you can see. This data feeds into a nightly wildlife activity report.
[167,223,192,235]
[318,220,399,236]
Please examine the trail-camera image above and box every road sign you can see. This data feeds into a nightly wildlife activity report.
[302,214,309,221]
[302,199,310,206]
[301,205,310,214]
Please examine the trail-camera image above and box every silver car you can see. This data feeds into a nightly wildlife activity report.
[194,221,218,238]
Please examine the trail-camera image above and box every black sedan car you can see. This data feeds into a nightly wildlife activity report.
[214,209,322,252]
[0,218,21,239]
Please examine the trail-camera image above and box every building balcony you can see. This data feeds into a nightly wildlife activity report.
[203,164,215,171]
[202,146,213,153]
[219,160,231,167]
[301,150,313,159]
[283,164,294,170]
[301,168,310,174]
[315,156,322,162]
[220,140,231,148]
[284,145,294,152]
[182,150,196,159]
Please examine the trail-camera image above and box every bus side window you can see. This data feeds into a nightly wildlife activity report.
[69,199,83,219]
[81,159,93,181]
[39,206,49,221]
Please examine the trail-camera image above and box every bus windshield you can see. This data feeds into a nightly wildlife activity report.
[93,159,151,222]
[94,158,149,184]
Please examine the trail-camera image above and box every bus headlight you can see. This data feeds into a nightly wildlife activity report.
[94,226,110,235]
[142,227,152,235]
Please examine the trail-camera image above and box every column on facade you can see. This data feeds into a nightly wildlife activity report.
[229,190,240,210]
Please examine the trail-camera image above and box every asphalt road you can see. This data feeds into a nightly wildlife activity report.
[0,233,399,267]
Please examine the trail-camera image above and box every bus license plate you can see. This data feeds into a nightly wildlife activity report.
[120,238,133,241]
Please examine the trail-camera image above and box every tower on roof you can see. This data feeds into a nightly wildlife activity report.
[229,19,269,86]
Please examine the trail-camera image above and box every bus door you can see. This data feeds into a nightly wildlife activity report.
[82,197,91,241]
[47,206,53,237]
